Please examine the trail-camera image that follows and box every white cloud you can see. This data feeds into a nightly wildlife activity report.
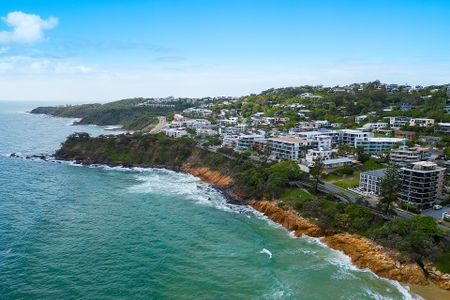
[0,55,98,75]
[0,11,58,44]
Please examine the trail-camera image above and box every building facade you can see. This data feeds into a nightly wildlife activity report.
[338,129,373,146]
[305,147,335,166]
[399,162,446,209]
[355,137,406,154]
[359,169,387,195]
[235,134,265,151]
[409,118,435,127]
[386,116,411,128]
[390,146,430,166]
[268,136,306,161]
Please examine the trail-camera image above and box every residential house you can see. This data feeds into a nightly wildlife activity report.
[409,118,435,127]
[386,116,411,128]
[305,147,335,166]
[323,157,353,169]
[394,130,416,140]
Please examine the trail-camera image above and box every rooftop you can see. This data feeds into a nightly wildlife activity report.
[365,137,405,143]
[361,168,387,177]
[323,157,353,165]
[269,136,306,143]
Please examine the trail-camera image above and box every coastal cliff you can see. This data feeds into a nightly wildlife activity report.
[323,233,428,285]
[249,200,449,290]
[250,200,324,237]
[53,132,450,293]
[183,167,234,188]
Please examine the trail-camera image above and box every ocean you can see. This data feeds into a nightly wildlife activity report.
[0,101,420,299]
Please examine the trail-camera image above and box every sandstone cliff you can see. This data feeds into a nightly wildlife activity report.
[183,167,233,188]
[250,200,323,237]
[323,233,428,285]
[249,200,450,291]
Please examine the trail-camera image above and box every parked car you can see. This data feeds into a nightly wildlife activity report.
[433,204,443,210]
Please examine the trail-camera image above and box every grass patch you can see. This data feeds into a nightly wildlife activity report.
[322,173,341,181]
[334,174,360,189]
[435,251,450,273]
[280,188,316,208]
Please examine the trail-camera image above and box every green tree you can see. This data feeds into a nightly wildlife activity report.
[265,161,302,198]
[309,158,324,193]
[356,146,371,163]
[379,163,401,215]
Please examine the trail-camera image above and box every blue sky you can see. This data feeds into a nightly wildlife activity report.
[0,0,449,101]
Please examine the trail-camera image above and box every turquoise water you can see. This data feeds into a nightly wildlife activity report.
[0,102,419,299]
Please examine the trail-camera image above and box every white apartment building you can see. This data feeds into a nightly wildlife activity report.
[315,135,332,148]
[359,168,387,195]
[294,130,340,146]
[305,147,335,166]
[235,134,265,151]
[386,116,411,128]
[409,118,435,127]
[338,129,374,147]
[164,128,188,138]
[399,161,446,209]
[268,136,306,161]
[196,128,218,137]
[390,146,431,166]
[355,137,406,154]
[355,115,368,124]
[362,123,388,130]
[438,122,450,134]
[221,135,239,148]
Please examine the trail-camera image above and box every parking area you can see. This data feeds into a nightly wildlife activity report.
[422,205,450,220]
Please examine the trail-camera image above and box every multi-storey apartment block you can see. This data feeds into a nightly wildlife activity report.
[399,161,446,209]
[267,136,306,161]
[359,169,387,195]
[338,129,374,147]
[235,134,265,151]
[354,137,406,154]
[390,146,431,166]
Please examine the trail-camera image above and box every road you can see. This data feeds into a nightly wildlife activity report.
[148,116,167,134]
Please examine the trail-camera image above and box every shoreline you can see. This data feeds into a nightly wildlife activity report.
[20,152,448,299]
[177,166,449,298]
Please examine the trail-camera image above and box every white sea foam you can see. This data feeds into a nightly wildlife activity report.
[299,236,420,300]
[56,163,421,299]
[259,248,273,259]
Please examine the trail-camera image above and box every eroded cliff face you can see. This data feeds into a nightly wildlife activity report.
[323,234,428,285]
[248,200,450,290]
[250,200,323,237]
[183,167,234,188]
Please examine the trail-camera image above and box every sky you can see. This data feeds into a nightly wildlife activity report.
[0,0,449,102]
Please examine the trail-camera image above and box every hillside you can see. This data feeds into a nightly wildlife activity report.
[31,98,193,130]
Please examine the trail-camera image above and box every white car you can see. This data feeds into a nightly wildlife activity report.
[433,204,443,210]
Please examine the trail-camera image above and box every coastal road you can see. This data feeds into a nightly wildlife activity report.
[149,116,167,134]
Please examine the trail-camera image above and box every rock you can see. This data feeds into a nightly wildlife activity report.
[249,200,323,237]
[323,233,428,285]
[183,167,234,188]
